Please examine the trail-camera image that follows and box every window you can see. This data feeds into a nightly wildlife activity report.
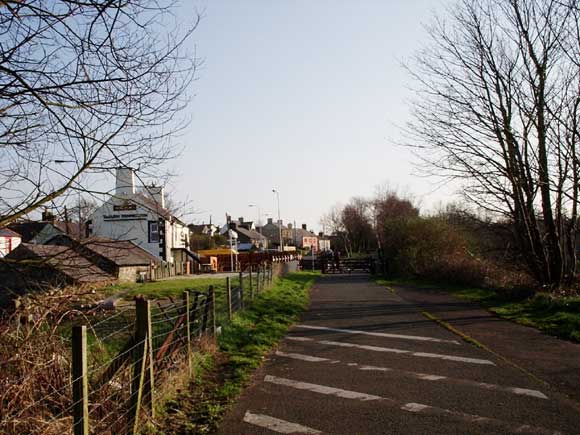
[149,221,160,243]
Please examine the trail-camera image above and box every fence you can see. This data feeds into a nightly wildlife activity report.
[0,262,274,435]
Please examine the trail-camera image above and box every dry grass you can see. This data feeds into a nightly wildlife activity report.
[0,285,104,435]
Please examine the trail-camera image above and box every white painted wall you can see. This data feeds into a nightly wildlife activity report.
[0,236,21,257]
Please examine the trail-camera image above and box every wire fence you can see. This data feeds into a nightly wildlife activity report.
[0,262,276,435]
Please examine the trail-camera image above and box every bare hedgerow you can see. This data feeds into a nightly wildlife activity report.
[0,286,103,435]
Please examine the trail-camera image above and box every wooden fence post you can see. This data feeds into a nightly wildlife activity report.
[72,325,89,435]
[209,285,217,334]
[183,291,191,373]
[249,265,254,299]
[257,266,261,294]
[129,337,149,435]
[226,277,232,321]
[133,297,154,420]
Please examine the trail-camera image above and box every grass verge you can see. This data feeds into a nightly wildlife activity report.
[151,271,319,435]
[375,276,580,343]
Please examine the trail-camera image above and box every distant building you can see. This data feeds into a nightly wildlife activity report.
[221,216,268,251]
[189,223,218,237]
[0,228,21,257]
[88,168,195,268]
[259,218,292,249]
[318,232,331,252]
[7,212,83,245]
[291,224,319,253]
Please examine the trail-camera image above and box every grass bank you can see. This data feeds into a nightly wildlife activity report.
[152,271,319,435]
[377,277,580,343]
[106,276,240,299]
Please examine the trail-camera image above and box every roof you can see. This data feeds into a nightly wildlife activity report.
[53,221,83,239]
[7,220,83,242]
[7,222,50,242]
[294,227,318,239]
[235,226,267,241]
[0,228,21,238]
[81,237,160,266]
[188,224,216,234]
[7,243,114,283]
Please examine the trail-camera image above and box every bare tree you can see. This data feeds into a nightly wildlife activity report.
[320,204,352,256]
[407,0,580,287]
[0,1,199,227]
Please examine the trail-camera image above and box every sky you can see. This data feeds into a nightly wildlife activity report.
[168,0,454,232]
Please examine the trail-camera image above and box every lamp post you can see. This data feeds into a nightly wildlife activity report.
[272,189,283,252]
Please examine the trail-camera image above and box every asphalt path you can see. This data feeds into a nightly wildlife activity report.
[216,274,580,435]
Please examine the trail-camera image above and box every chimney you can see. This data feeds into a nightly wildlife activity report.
[238,217,244,223]
[267,218,273,224]
[302,224,307,230]
[278,219,283,226]
[115,167,135,196]
[319,231,324,237]
[147,185,165,209]
[287,223,293,229]
[42,210,55,222]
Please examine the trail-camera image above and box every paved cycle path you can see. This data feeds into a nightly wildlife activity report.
[216,274,580,435]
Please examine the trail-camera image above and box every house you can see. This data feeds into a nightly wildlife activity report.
[0,243,114,295]
[0,228,21,257]
[46,234,160,282]
[7,212,84,245]
[259,218,293,249]
[222,217,268,251]
[318,232,331,252]
[188,223,218,237]
[291,224,319,253]
[88,168,196,272]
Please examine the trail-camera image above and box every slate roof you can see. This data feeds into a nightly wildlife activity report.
[6,243,114,283]
[81,238,160,266]
[0,228,21,238]
[235,226,268,241]
[293,227,318,239]
[7,222,49,242]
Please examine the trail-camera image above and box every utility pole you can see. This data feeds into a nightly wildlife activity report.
[272,189,283,252]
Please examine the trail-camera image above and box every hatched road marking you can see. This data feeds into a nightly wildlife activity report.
[286,336,496,365]
[264,375,383,401]
[264,376,564,435]
[275,351,548,399]
[294,324,461,345]
[243,411,322,434]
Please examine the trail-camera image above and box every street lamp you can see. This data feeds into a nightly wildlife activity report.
[272,189,283,252]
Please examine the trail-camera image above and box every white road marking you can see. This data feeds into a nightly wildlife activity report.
[276,351,548,399]
[318,339,496,365]
[243,411,321,434]
[264,375,382,401]
[295,324,460,345]
[264,376,562,435]
[275,351,330,362]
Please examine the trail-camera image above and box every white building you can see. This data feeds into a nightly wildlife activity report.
[88,168,194,268]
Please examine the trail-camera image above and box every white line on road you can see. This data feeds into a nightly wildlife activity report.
[264,375,383,401]
[243,411,322,434]
[275,351,330,362]
[317,339,496,365]
[275,351,548,399]
[264,376,563,435]
[295,324,461,345]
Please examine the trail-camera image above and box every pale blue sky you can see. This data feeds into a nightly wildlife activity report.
[169,0,453,231]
